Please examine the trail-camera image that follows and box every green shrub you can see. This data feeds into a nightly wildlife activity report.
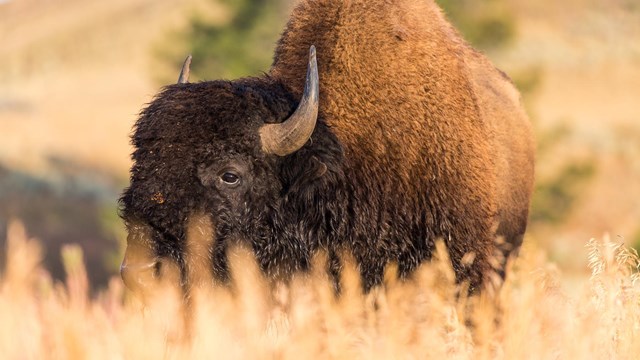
[531,162,596,225]
[529,124,597,226]
[154,0,290,84]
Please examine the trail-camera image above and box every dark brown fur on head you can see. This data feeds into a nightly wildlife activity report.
[120,77,345,284]
[121,0,534,293]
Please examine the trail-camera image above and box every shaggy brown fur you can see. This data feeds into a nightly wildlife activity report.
[271,0,535,287]
[120,0,534,295]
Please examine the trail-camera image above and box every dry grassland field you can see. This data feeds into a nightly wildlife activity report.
[2,219,640,358]
[0,0,639,358]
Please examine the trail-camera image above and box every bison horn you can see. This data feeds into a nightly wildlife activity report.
[177,55,192,84]
[260,45,319,156]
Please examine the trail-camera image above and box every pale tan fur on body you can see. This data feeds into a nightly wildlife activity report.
[271,0,534,286]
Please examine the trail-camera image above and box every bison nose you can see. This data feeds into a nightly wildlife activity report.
[120,259,158,294]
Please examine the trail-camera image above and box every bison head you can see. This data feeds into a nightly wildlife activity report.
[119,47,342,296]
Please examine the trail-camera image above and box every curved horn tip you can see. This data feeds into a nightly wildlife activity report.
[260,45,320,156]
[177,54,192,84]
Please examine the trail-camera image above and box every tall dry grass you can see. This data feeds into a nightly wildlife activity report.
[1,219,639,359]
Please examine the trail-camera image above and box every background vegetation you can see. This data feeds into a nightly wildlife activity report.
[155,0,291,83]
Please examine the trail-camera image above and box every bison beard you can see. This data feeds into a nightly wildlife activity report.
[120,0,535,296]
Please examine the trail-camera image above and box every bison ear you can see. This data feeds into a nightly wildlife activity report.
[305,156,328,180]
[177,55,192,84]
[282,154,331,194]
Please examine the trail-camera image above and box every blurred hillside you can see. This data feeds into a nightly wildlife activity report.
[0,0,639,286]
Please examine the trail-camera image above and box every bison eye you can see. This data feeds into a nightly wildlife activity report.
[220,172,240,185]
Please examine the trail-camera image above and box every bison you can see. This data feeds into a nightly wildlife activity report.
[120,0,534,295]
